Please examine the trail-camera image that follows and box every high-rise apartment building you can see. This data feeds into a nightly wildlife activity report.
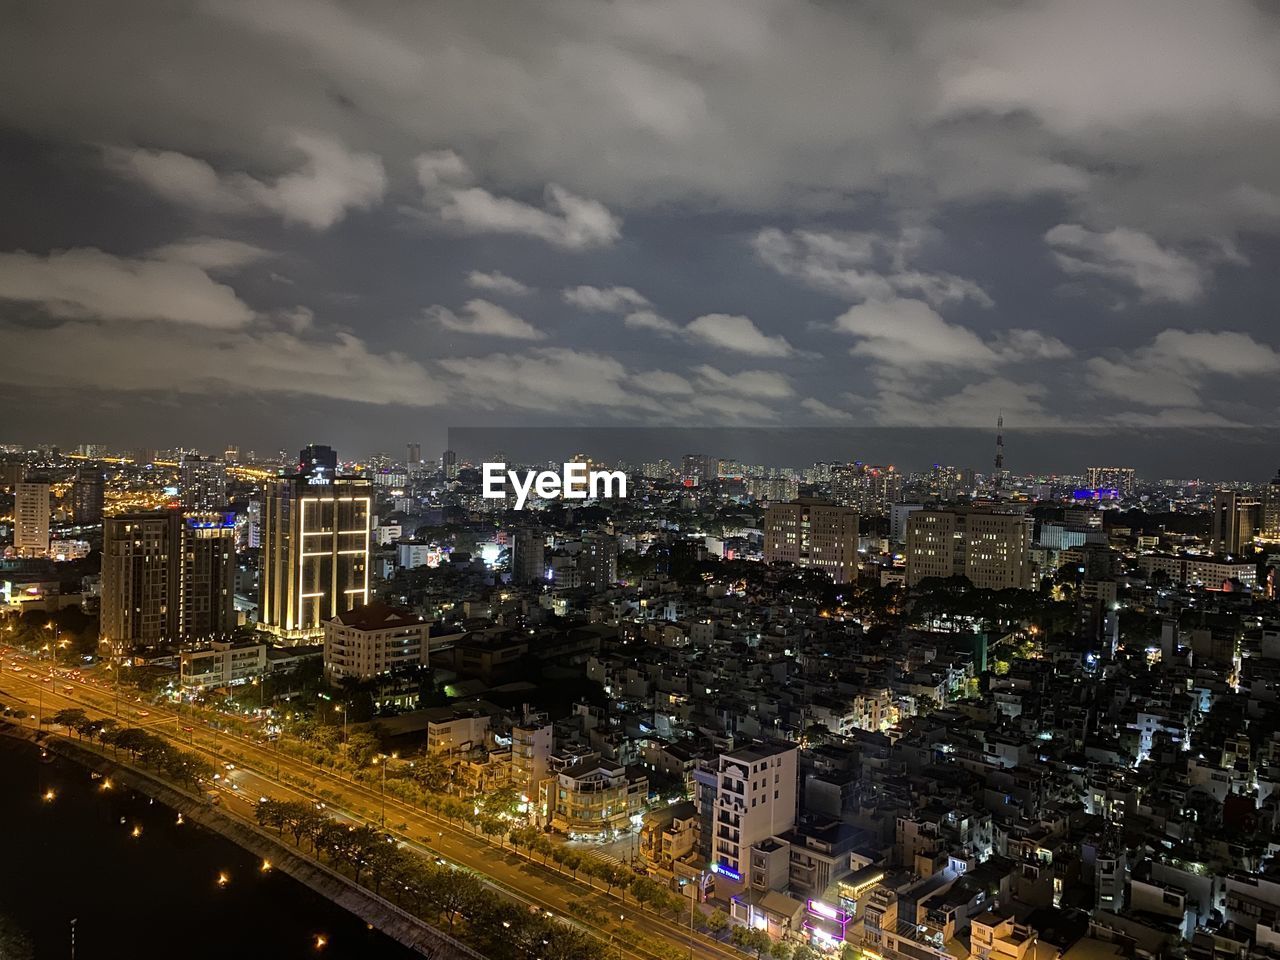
[69,466,105,525]
[763,498,860,583]
[406,442,422,467]
[1086,466,1137,498]
[258,474,371,641]
[511,528,546,585]
[905,507,1035,589]
[1211,490,1261,555]
[579,532,618,591]
[15,480,51,557]
[681,453,719,486]
[1264,468,1280,540]
[709,741,798,885]
[441,449,458,479]
[832,463,901,515]
[100,510,236,653]
[179,455,227,512]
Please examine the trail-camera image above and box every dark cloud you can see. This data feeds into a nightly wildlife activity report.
[0,0,1279,469]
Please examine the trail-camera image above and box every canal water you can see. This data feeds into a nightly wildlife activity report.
[0,735,422,959]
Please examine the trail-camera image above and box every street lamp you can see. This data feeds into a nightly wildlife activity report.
[334,704,348,746]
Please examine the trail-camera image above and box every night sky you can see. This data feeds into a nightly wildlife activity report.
[2,0,1280,472]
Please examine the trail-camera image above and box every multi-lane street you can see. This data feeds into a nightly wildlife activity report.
[0,646,732,960]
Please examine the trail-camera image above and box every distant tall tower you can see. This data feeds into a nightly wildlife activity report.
[70,466,105,525]
[180,455,227,513]
[992,415,1005,492]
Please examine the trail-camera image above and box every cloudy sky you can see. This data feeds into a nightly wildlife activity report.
[3,0,1280,470]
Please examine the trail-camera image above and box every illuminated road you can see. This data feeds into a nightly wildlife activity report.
[0,647,733,960]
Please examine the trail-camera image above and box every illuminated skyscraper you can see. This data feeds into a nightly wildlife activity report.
[179,455,227,512]
[258,474,371,641]
[15,480,50,557]
[1265,468,1280,540]
[100,510,236,653]
[1211,489,1260,555]
[1085,466,1137,497]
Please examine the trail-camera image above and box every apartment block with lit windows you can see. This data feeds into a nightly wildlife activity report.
[763,498,859,583]
[100,510,236,654]
[905,508,1034,590]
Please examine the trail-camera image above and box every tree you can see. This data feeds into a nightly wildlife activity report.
[412,752,452,793]
[436,870,483,929]
[770,940,794,960]
[706,908,730,938]
[480,784,521,818]
[730,926,773,958]
[345,732,380,768]
[52,708,88,735]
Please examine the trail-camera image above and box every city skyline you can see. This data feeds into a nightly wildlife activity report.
[5,8,1280,960]
[2,2,1280,455]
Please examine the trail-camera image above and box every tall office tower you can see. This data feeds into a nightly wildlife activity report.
[763,498,860,583]
[905,507,1035,589]
[1211,490,1261,555]
[406,442,421,467]
[1264,468,1280,540]
[100,510,236,654]
[69,466,105,525]
[179,455,227,512]
[258,474,371,641]
[223,446,240,463]
[441,449,458,479]
[579,531,618,591]
[708,741,798,886]
[299,444,339,482]
[15,480,51,556]
[1085,466,1137,497]
[511,527,547,585]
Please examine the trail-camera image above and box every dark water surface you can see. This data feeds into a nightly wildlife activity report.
[0,735,423,959]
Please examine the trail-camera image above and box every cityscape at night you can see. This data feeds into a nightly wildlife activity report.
[4,3,1280,960]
